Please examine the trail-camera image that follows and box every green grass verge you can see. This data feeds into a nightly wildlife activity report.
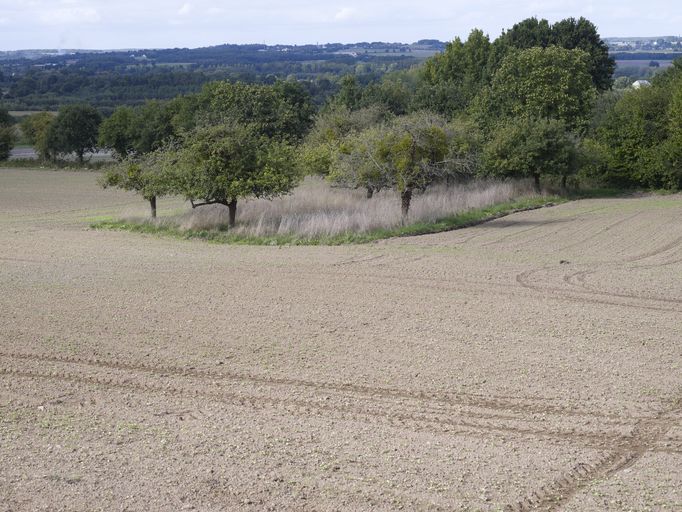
[0,159,113,171]
[91,195,567,246]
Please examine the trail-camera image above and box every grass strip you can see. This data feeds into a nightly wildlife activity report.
[91,195,567,246]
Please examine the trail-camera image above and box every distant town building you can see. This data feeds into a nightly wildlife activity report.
[632,80,651,89]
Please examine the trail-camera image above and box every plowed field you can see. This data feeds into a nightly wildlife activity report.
[1,169,681,511]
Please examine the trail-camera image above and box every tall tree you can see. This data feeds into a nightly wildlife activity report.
[474,46,596,133]
[551,17,615,91]
[20,112,55,160]
[493,17,614,91]
[299,104,391,181]
[0,106,16,161]
[482,117,578,191]
[417,29,494,116]
[47,104,101,162]
[98,106,136,160]
[198,80,314,142]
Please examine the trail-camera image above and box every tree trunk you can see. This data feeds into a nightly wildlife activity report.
[228,199,237,228]
[366,187,374,199]
[561,174,568,190]
[149,196,157,218]
[400,189,412,224]
[77,149,84,164]
[533,174,541,193]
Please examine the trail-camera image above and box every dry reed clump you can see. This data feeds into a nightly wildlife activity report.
[150,177,538,237]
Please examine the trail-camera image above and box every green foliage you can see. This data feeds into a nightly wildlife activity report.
[358,78,412,115]
[328,125,395,195]
[328,112,478,216]
[417,29,494,116]
[100,150,172,202]
[0,107,13,127]
[46,104,101,162]
[0,106,15,161]
[197,80,314,142]
[551,17,615,91]
[171,122,301,224]
[595,86,671,187]
[0,127,15,161]
[482,117,579,187]
[417,16,613,119]
[497,17,614,91]
[474,46,596,133]
[98,106,136,159]
[299,104,392,177]
[131,100,177,154]
[20,112,55,160]
[98,99,181,160]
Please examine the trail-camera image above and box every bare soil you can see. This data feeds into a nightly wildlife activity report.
[1,168,681,511]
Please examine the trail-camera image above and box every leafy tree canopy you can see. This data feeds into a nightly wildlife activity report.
[482,117,579,190]
[46,104,101,162]
[20,112,55,160]
[474,46,596,133]
[170,122,301,226]
[197,80,314,141]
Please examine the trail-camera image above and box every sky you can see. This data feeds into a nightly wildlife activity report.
[1,0,681,51]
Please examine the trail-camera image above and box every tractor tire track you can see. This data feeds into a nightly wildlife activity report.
[562,270,682,305]
[0,366,640,452]
[505,398,682,511]
[1,357,677,456]
[0,351,660,420]
[516,268,682,314]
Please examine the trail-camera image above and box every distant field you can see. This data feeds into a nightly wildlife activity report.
[9,110,58,117]
[615,59,673,68]
[8,147,114,162]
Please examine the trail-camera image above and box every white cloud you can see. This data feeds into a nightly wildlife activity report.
[334,7,358,22]
[39,6,101,25]
[178,3,193,16]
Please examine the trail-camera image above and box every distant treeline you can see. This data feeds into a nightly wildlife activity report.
[612,52,682,60]
[4,16,682,204]
[0,42,438,111]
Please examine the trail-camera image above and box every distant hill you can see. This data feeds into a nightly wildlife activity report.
[0,41,447,112]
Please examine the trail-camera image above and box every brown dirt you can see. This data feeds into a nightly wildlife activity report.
[1,168,681,511]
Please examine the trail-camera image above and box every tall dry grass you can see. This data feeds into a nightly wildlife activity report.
[167,177,538,237]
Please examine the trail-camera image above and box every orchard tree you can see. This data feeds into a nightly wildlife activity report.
[47,104,101,162]
[482,117,578,191]
[131,100,177,154]
[328,125,394,198]
[99,149,172,218]
[171,123,300,227]
[330,112,472,220]
[298,104,391,180]
[20,112,55,160]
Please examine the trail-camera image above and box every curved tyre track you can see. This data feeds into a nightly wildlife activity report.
[505,398,682,511]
